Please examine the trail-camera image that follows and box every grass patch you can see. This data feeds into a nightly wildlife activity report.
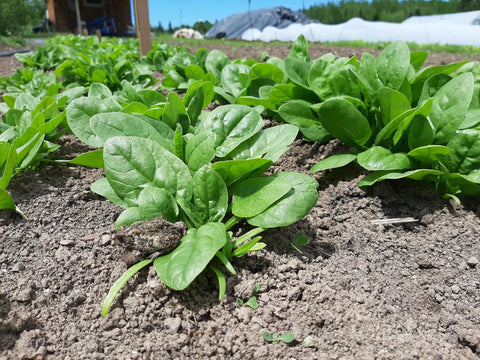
[152,33,293,49]
[154,33,480,57]
[318,40,480,56]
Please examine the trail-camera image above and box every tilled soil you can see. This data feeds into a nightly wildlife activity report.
[0,45,34,78]
[0,40,480,360]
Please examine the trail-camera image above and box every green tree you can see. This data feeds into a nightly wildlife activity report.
[0,0,46,36]
[193,20,213,34]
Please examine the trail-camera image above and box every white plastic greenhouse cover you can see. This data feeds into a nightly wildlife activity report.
[241,10,480,46]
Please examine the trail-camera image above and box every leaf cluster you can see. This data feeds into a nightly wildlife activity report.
[290,39,480,202]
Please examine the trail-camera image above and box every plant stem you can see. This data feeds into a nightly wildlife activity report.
[224,216,242,230]
[233,227,265,248]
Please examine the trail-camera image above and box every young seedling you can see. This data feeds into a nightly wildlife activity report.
[263,332,295,345]
[236,283,260,309]
[291,232,310,254]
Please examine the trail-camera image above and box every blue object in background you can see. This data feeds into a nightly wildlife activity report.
[86,16,117,35]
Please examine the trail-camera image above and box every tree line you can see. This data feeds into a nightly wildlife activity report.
[304,0,480,24]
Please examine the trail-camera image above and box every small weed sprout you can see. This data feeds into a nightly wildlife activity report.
[291,232,310,254]
[236,283,260,309]
[263,332,295,345]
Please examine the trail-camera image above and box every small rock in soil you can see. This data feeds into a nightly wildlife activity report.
[35,345,47,357]
[59,239,75,246]
[63,289,86,309]
[457,328,480,353]
[164,317,182,334]
[11,263,25,272]
[302,335,315,347]
[12,329,44,359]
[234,307,250,323]
[466,256,478,268]
[11,280,35,302]
[100,234,112,246]
[5,308,36,332]
[451,284,460,294]
[115,217,186,265]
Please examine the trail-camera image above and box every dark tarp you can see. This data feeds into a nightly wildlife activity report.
[205,6,317,39]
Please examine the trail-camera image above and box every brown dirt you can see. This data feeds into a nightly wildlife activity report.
[0,44,34,78]
[0,41,479,360]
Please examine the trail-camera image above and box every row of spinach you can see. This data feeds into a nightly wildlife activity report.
[0,35,182,212]
[0,35,318,311]
[159,36,480,203]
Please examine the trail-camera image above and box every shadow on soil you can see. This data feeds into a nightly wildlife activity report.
[0,294,16,351]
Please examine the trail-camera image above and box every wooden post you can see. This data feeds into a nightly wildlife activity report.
[133,0,152,56]
[96,29,102,42]
[74,0,82,34]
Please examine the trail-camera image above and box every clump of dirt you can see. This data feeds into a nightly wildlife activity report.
[0,41,479,360]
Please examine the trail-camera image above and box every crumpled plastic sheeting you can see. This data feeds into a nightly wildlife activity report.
[242,10,480,46]
[205,6,317,39]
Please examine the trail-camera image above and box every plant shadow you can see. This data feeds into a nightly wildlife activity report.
[0,294,20,351]
[367,177,455,220]
[257,219,337,262]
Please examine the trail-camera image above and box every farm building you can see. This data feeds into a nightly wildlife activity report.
[46,0,133,35]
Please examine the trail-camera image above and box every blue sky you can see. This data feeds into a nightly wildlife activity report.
[143,0,323,28]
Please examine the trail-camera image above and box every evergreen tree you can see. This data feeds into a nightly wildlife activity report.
[155,21,165,33]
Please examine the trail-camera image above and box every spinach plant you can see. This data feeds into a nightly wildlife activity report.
[145,42,187,72]
[54,47,156,92]
[77,83,319,316]
[160,47,215,90]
